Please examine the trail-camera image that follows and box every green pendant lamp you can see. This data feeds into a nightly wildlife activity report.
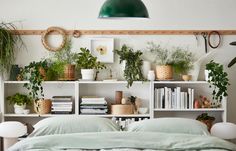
[99,0,149,18]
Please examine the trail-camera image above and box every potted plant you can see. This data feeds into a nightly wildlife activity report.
[206,60,230,102]
[76,47,106,81]
[7,93,31,114]
[22,60,51,114]
[196,113,215,131]
[145,42,174,80]
[51,39,78,80]
[171,47,195,81]
[115,45,145,87]
[0,22,24,75]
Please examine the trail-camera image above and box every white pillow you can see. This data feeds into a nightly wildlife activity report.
[127,118,210,135]
[29,116,120,137]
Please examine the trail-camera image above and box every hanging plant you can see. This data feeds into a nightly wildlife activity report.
[115,45,145,87]
[206,60,230,102]
[0,22,24,74]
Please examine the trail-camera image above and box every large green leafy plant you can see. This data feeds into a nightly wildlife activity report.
[115,45,145,87]
[0,22,24,73]
[22,60,48,100]
[7,93,32,106]
[76,47,106,69]
[206,60,230,102]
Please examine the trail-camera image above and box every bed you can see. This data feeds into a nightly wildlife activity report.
[8,117,236,151]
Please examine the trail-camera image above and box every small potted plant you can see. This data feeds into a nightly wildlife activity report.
[76,47,106,81]
[22,60,52,114]
[145,42,174,80]
[172,47,195,81]
[7,93,31,114]
[115,45,145,87]
[196,113,215,131]
[206,60,230,102]
[51,39,78,80]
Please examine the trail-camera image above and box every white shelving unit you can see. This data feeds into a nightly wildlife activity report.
[1,80,227,124]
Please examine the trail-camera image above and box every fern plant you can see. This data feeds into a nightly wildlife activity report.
[115,45,145,88]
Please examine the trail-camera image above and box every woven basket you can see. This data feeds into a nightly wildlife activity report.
[34,99,52,114]
[156,65,173,80]
[64,64,75,80]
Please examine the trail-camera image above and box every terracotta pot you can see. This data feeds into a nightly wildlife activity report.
[182,75,192,81]
[34,99,52,114]
[64,64,75,80]
[156,65,173,80]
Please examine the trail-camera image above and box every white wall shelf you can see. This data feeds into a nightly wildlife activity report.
[1,80,227,123]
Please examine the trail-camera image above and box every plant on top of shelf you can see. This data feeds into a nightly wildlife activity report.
[76,47,106,81]
[171,47,195,81]
[145,42,175,80]
[115,45,145,88]
[206,60,230,102]
[22,59,49,100]
[0,22,25,74]
[49,38,78,80]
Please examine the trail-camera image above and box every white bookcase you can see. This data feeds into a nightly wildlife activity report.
[0,80,227,124]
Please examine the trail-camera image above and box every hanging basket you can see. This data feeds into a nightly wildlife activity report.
[34,99,52,114]
[156,65,173,80]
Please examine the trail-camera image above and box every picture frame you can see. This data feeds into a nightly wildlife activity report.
[90,38,114,63]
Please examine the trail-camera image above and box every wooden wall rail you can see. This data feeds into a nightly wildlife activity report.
[11,30,236,35]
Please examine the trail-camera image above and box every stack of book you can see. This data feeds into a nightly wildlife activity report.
[80,97,108,115]
[51,96,73,114]
[154,87,194,109]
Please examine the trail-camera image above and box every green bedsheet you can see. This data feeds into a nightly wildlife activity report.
[8,132,236,151]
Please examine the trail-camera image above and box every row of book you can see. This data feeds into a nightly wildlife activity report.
[51,96,73,114]
[80,97,108,115]
[154,87,195,109]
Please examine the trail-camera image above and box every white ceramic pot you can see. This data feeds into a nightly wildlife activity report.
[147,70,155,81]
[142,61,151,79]
[205,70,210,81]
[81,69,95,80]
[14,104,26,114]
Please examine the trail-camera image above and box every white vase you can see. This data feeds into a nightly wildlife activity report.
[142,61,151,79]
[204,70,210,81]
[81,69,95,80]
[14,104,26,114]
[147,70,155,81]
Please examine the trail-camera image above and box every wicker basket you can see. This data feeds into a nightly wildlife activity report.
[156,65,173,80]
[64,64,75,80]
[111,105,133,115]
[34,99,52,114]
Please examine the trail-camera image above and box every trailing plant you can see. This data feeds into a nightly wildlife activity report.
[206,60,230,102]
[145,42,174,65]
[196,113,215,121]
[115,45,145,88]
[76,47,106,70]
[171,47,195,75]
[7,93,32,106]
[22,60,49,100]
[0,22,24,73]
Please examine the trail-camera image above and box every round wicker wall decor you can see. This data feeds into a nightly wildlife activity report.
[41,27,67,52]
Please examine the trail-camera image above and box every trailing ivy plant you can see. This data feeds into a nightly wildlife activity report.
[22,60,49,101]
[115,45,145,88]
[206,60,230,102]
[0,22,24,74]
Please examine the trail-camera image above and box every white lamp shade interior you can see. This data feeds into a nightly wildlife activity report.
[0,122,27,138]
[211,122,236,139]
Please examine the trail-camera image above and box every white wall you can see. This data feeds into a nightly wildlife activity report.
[1,0,236,122]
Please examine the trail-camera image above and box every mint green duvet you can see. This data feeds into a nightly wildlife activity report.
[8,132,236,151]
